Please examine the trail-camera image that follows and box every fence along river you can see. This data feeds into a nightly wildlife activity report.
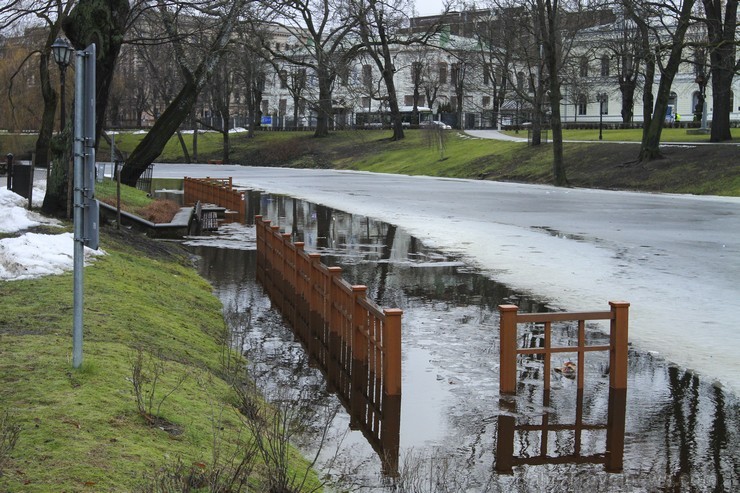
[185,190,740,491]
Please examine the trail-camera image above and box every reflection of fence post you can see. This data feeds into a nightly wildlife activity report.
[499,305,519,395]
[495,398,516,473]
[351,286,369,428]
[609,301,630,390]
[327,267,343,390]
[308,253,323,361]
[383,309,403,396]
[606,387,627,472]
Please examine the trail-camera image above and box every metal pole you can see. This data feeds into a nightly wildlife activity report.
[72,49,84,369]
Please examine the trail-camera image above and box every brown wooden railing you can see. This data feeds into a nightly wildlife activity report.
[183,176,245,223]
[496,302,629,473]
[255,215,402,475]
[498,302,629,394]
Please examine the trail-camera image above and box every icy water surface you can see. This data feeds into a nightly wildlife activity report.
[187,192,740,492]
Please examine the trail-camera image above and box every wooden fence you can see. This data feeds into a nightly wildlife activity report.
[498,302,629,394]
[183,176,245,223]
[495,302,629,473]
[255,215,402,475]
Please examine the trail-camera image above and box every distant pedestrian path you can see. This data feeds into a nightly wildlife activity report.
[465,129,528,142]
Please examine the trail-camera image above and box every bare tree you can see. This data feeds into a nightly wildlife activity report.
[625,0,697,161]
[252,0,359,138]
[700,0,737,142]
[121,0,248,185]
[351,0,447,140]
[3,1,76,170]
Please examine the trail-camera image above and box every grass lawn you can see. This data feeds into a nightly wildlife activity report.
[0,226,322,492]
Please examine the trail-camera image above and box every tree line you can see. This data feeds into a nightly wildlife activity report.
[0,0,737,214]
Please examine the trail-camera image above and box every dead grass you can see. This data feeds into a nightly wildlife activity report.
[135,200,181,224]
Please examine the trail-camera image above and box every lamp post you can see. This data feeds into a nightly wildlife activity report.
[596,92,607,140]
[51,38,74,132]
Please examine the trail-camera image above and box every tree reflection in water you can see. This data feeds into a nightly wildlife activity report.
[187,192,740,492]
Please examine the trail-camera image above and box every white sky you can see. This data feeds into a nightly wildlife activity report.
[415,0,454,16]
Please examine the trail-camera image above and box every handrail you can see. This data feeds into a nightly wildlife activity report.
[183,176,245,223]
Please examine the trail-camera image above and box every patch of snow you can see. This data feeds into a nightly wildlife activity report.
[1,184,104,281]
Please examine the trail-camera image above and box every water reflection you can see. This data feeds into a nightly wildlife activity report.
[188,192,740,491]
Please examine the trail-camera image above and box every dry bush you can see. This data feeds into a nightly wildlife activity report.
[0,410,21,473]
[136,200,181,223]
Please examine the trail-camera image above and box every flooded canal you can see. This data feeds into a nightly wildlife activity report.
[186,192,740,492]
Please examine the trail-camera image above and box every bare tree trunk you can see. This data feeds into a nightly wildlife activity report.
[314,71,333,137]
[34,52,57,170]
[703,0,737,142]
[121,79,199,185]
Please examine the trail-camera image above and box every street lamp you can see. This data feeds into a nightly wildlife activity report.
[51,38,74,132]
[596,92,607,141]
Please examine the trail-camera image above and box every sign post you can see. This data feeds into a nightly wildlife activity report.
[72,43,98,369]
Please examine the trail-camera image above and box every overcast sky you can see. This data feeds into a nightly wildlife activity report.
[415,0,454,16]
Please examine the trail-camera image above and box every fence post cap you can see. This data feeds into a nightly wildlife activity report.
[384,308,403,316]
[352,285,367,292]
[328,266,342,274]
[498,304,519,312]
[609,301,630,308]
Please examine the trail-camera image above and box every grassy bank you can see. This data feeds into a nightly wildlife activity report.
[0,225,321,491]
[2,127,738,196]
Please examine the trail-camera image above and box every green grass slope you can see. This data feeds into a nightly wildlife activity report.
[0,227,320,492]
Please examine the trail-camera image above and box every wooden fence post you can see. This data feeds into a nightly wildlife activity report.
[498,305,519,395]
[383,309,403,396]
[609,301,630,390]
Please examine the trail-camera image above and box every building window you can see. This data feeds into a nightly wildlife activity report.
[279,99,287,115]
[261,100,269,115]
[451,63,461,84]
[361,96,371,109]
[362,64,373,86]
[279,70,288,89]
[483,64,492,85]
[439,62,447,84]
[483,96,491,107]
[517,71,525,92]
[577,94,587,115]
[600,55,610,77]
[580,56,589,77]
[418,95,426,107]
[404,95,414,106]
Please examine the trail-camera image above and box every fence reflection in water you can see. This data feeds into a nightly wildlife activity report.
[496,387,627,473]
[255,215,402,475]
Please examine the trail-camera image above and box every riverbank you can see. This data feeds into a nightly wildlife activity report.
[2,128,738,197]
[0,189,322,491]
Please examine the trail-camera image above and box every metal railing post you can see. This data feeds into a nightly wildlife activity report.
[499,305,519,395]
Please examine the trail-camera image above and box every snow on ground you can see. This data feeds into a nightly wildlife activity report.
[0,183,104,281]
